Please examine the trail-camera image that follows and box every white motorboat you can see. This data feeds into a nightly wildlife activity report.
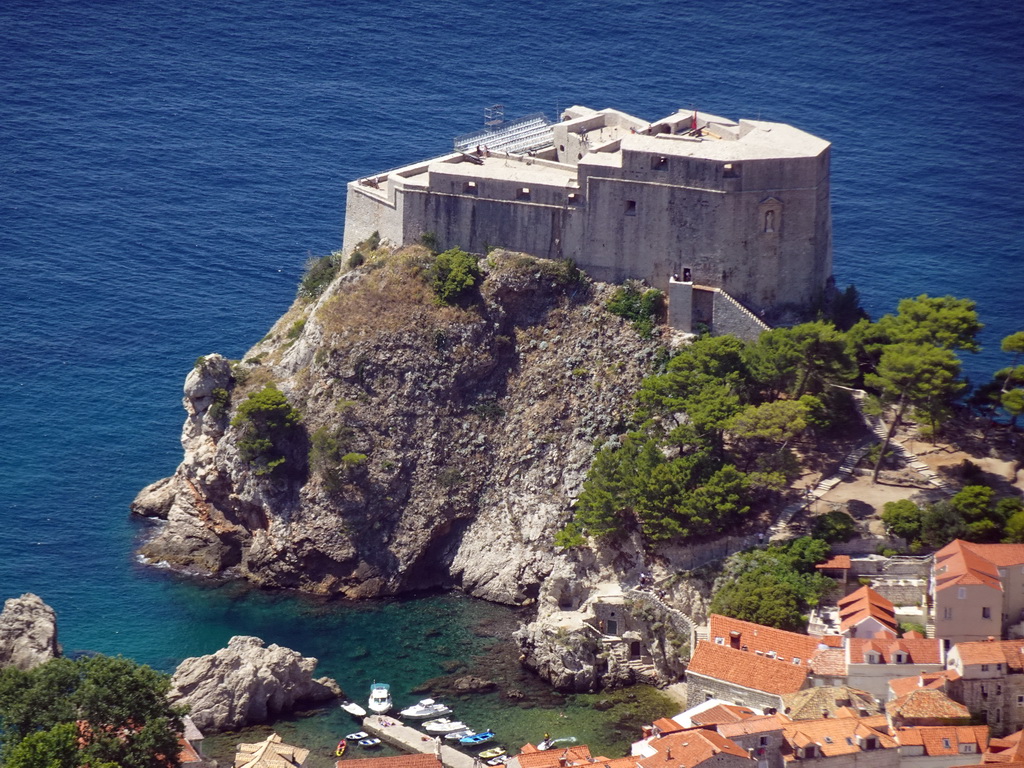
[368,682,392,715]
[341,701,367,717]
[423,718,468,734]
[399,698,452,719]
[446,729,474,741]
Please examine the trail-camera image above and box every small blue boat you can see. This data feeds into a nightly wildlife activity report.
[460,730,495,746]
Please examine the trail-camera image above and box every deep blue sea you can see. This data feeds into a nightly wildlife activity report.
[1,0,1021,758]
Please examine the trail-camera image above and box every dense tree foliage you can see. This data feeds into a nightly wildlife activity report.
[559,291,987,549]
[881,487,1024,549]
[0,656,184,768]
[709,538,833,631]
[231,385,304,478]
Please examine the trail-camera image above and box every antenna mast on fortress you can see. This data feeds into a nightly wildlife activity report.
[484,104,504,127]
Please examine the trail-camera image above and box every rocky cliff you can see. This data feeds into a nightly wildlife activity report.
[169,635,342,732]
[0,593,60,670]
[134,248,664,605]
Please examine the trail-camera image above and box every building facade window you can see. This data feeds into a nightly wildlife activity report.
[944,608,953,619]
[959,587,967,599]
[625,200,637,216]
[984,607,992,619]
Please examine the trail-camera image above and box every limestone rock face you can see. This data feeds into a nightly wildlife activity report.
[135,251,663,604]
[0,593,60,670]
[168,635,343,732]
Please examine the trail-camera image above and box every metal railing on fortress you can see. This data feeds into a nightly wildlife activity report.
[453,113,554,156]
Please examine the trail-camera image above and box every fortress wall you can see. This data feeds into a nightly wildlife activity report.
[343,183,404,254]
[430,169,574,208]
[402,191,583,260]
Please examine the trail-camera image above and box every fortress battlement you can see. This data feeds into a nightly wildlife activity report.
[343,105,832,330]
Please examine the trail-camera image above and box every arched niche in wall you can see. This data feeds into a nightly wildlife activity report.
[758,196,783,237]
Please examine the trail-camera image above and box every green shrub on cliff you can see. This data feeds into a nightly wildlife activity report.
[231,385,303,478]
[429,247,481,306]
[299,251,342,300]
[606,281,663,338]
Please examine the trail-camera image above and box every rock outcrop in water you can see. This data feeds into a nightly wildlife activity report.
[168,635,342,732]
[133,247,663,605]
[0,593,60,670]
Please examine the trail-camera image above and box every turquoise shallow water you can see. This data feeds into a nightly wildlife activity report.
[1,0,1020,757]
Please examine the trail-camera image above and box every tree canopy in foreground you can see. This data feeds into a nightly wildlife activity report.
[0,655,184,768]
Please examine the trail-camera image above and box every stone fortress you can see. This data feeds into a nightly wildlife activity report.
[343,105,833,333]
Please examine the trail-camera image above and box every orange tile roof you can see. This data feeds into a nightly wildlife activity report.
[895,725,989,755]
[653,717,685,735]
[179,738,201,765]
[691,704,758,727]
[888,671,953,698]
[848,635,943,664]
[886,689,971,721]
[985,730,1024,763]
[838,586,897,634]
[717,715,790,738]
[809,648,847,676]
[954,639,1024,670]
[687,641,809,696]
[638,729,750,768]
[934,540,1005,592]
[817,555,851,570]
[781,715,895,759]
[515,747,592,768]
[707,615,821,665]
[343,756,442,768]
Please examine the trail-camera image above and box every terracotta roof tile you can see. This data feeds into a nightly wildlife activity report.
[687,641,808,696]
[638,729,750,768]
[690,704,758,727]
[781,716,895,758]
[934,541,1005,592]
[707,615,822,665]
[809,648,847,676]
[895,725,989,756]
[848,635,943,664]
[888,671,953,698]
[343,756,443,768]
[817,555,851,570]
[954,639,1024,670]
[837,587,897,634]
[886,689,970,721]
[515,747,593,768]
[717,715,790,738]
[653,717,685,734]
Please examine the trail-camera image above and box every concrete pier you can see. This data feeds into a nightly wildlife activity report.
[362,715,477,768]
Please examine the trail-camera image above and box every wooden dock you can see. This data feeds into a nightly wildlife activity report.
[362,715,477,768]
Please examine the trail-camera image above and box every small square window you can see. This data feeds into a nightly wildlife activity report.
[464,181,478,194]
[517,187,531,199]
[1015,694,1023,705]
[759,737,769,747]
[651,156,668,171]
[983,664,990,671]
[723,163,741,178]
[942,739,951,749]
[625,200,637,216]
